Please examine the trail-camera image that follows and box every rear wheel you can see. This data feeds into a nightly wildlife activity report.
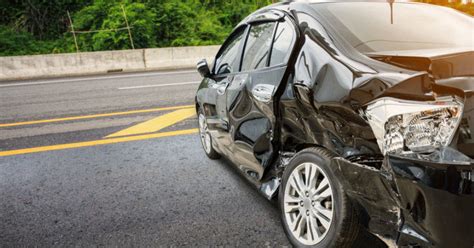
[198,112,220,159]
[279,147,361,248]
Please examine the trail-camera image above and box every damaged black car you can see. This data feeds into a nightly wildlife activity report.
[195,1,473,247]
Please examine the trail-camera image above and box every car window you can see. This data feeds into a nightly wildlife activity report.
[242,22,276,71]
[311,2,474,53]
[270,21,295,66]
[214,28,246,75]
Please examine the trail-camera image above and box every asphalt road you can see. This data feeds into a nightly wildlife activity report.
[0,71,290,247]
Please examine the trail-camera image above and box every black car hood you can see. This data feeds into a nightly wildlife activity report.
[367,47,474,80]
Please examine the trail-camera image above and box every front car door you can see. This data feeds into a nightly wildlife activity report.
[197,26,247,147]
[212,26,247,130]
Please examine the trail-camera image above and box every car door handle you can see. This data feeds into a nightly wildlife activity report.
[252,84,275,103]
[217,82,229,95]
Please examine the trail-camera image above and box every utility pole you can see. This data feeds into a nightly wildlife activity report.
[121,4,135,50]
[67,10,80,53]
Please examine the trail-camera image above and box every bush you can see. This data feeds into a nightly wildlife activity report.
[0,25,67,56]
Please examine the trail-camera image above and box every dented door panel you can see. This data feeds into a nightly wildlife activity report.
[227,67,287,180]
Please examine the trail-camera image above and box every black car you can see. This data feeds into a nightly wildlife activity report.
[194,1,473,247]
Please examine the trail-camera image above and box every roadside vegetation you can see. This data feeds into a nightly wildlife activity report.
[0,0,471,56]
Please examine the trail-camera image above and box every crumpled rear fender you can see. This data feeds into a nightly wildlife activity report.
[329,148,474,248]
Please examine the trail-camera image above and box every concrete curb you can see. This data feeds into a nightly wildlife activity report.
[0,45,220,82]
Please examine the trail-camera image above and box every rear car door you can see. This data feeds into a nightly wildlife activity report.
[223,13,297,181]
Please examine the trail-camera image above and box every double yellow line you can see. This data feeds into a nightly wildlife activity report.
[0,105,198,157]
[0,105,194,128]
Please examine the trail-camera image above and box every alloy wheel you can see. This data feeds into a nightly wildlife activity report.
[198,114,212,154]
[283,162,334,246]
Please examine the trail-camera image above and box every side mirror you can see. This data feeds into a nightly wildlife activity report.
[197,59,211,78]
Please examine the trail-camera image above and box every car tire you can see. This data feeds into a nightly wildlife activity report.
[279,147,361,248]
[198,111,220,160]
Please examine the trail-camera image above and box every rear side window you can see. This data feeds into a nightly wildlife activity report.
[270,21,295,66]
[241,22,276,71]
[214,28,246,75]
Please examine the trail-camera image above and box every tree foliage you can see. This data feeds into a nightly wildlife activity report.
[1,0,90,40]
[0,24,67,56]
[72,0,157,51]
[418,0,474,15]
[0,0,471,56]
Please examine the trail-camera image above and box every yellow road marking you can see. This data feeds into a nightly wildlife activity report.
[106,108,196,138]
[0,105,194,128]
[0,129,198,157]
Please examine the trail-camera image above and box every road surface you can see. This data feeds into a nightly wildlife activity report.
[0,71,290,246]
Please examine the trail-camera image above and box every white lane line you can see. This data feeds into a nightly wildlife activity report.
[118,81,200,90]
[0,70,197,88]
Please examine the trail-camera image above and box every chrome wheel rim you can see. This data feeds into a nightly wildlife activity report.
[198,114,211,154]
[284,162,334,246]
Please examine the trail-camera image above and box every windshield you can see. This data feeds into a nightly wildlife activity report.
[311,2,474,53]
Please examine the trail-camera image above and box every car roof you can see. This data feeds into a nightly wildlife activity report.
[280,0,413,3]
[263,0,415,14]
[237,0,417,30]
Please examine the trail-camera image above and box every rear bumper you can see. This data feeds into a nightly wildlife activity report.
[388,148,474,248]
[333,148,473,248]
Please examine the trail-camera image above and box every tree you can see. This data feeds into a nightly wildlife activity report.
[148,0,227,47]
[1,0,90,40]
[72,0,156,51]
